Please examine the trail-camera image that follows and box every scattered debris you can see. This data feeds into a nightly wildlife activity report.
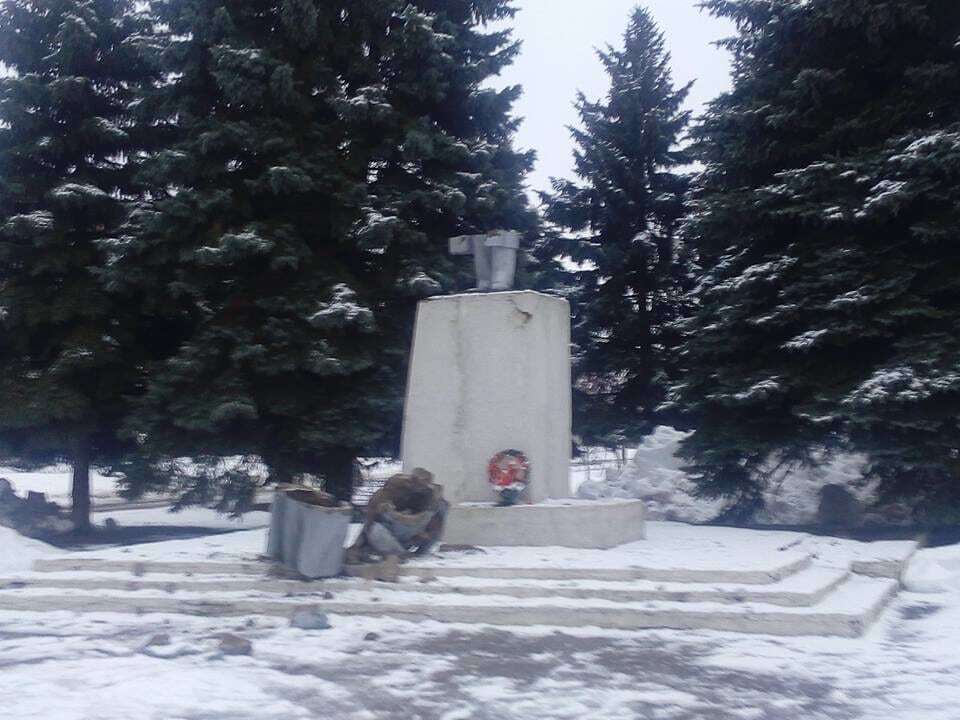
[143,633,171,648]
[217,633,253,656]
[345,555,401,583]
[438,544,487,554]
[290,608,331,630]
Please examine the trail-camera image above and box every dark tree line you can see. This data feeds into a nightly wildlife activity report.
[0,0,533,530]
[673,0,960,520]
[2,0,958,530]
[544,0,960,519]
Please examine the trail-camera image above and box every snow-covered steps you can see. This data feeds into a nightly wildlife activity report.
[849,541,919,580]
[398,540,816,585]
[788,535,920,581]
[379,565,851,607]
[2,564,850,607]
[0,574,897,638]
[2,524,918,639]
[383,555,813,585]
[32,557,269,576]
[34,551,814,585]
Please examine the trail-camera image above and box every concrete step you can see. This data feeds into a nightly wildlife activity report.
[389,565,850,607]
[389,553,812,584]
[2,564,849,608]
[401,545,815,584]
[33,553,814,585]
[0,574,897,637]
[849,541,919,580]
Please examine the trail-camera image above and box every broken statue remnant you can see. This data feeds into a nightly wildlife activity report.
[449,229,520,292]
[266,486,352,579]
[347,468,448,563]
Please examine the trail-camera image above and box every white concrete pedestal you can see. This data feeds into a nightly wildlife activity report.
[443,499,646,549]
[402,290,645,548]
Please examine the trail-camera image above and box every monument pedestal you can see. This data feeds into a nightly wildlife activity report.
[402,291,645,549]
[443,500,645,549]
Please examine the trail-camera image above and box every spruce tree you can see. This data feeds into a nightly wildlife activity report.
[540,6,691,448]
[0,0,153,531]
[110,0,534,506]
[673,0,960,516]
[349,0,537,298]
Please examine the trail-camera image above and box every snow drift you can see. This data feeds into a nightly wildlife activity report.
[577,426,879,525]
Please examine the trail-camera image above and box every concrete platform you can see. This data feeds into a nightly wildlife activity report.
[442,499,646,549]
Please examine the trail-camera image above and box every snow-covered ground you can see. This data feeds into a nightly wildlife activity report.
[0,465,121,502]
[0,525,64,573]
[93,504,271,531]
[2,431,875,528]
[0,521,957,719]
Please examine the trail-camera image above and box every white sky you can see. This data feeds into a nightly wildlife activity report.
[490,0,735,198]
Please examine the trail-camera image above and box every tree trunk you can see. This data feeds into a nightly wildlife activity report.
[322,449,358,503]
[72,443,92,534]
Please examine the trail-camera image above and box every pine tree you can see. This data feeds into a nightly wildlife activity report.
[673,0,960,517]
[349,0,537,298]
[341,0,538,457]
[109,0,534,507]
[539,6,691,449]
[0,0,153,531]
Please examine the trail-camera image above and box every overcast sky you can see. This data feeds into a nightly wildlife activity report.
[490,0,736,199]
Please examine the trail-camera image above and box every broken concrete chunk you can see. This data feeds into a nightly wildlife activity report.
[217,633,253,656]
[290,608,331,630]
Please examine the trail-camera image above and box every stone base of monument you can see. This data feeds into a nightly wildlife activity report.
[442,499,646,549]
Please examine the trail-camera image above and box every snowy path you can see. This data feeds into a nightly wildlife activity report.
[0,590,958,720]
[0,522,956,718]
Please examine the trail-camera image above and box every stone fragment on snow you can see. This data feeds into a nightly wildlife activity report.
[345,555,400,583]
[217,633,253,656]
[140,637,202,659]
[290,608,331,630]
[143,633,171,648]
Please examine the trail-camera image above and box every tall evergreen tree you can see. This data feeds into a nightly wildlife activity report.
[342,0,538,460]
[109,0,534,506]
[0,0,153,531]
[350,0,537,296]
[539,6,691,448]
[673,0,960,517]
